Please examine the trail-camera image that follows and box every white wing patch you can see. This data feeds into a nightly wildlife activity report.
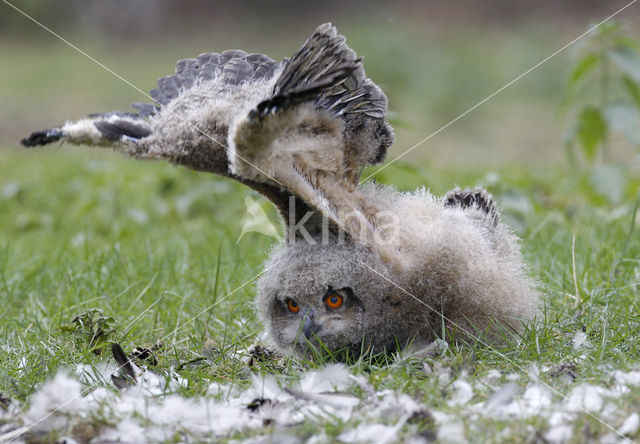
[61,118,103,145]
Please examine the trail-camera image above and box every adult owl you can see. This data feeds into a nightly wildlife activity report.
[22,23,539,358]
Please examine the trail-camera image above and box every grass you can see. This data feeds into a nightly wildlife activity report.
[1,16,640,442]
[0,146,639,442]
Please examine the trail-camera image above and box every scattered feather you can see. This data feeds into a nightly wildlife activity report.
[544,424,574,444]
[339,422,406,444]
[484,383,518,412]
[24,373,83,432]
[618,412,640,436]
[449,380,473,405]
[572,331,591,350]
[7,365,640,442]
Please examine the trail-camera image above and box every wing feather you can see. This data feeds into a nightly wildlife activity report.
[258,23,393,166]
[230,23,397,255]
[21,24,390,244]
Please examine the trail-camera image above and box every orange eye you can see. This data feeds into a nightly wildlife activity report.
[287,299,300,313]
[325,293,343,309]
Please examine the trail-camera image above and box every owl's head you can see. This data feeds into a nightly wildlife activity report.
[256,241,423,358]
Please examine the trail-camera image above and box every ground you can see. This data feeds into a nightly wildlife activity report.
[0,148,638,443]
[1,16,640,444]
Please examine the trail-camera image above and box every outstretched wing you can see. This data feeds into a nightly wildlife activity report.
[21,50,282,176]
[276,24,393,166]
[20,23,395,247]
[20,44,324,236]
[149,50,280,107]
[230,23,396,259]
[21,111,152,148]
[232,23,393,178]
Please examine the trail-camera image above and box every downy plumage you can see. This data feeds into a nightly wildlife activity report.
[22,23,539,358]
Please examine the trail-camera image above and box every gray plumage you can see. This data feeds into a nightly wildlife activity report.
[21,23,539,358]
[258,185,538,356]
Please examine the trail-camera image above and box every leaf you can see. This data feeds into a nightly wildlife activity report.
[576,107,607,159]
[596,20,620,39]
[497,189,533,235]
[609,46,640,83]
[622,75,640,108]
[614,36,640,51]
[568,53,599,88]
[603,102,640,146]
[590,164,628,204]
[236,195,282,243]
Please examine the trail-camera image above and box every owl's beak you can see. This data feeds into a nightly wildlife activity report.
[301,307,320,339]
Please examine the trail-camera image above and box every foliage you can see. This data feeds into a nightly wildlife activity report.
[1,151,640,441]
[2,17,640,441]
[237,195,282,244]
[60,308,117,355]
[564,21,640,165]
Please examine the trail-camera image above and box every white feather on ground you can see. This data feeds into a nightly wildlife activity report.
[3,362,640,443]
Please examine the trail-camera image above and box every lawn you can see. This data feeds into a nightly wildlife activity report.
[0,146,639,442]
[1,12,640,444]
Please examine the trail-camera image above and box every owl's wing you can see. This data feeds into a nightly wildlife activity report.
[20,49,282,177]
[20,46,330,236]
[275,23,394,167]
[230,23,395,254]
[232,23,393,176]
[20,23,394,246]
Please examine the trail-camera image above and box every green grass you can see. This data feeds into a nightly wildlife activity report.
[1,146,639,442]
[1,17,640,442]
[0,148,270,398]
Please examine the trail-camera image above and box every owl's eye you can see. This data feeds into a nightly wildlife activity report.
[325,293,344,309]
[287,299,300,313]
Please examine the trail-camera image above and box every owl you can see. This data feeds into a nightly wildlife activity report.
[22,23,539,358]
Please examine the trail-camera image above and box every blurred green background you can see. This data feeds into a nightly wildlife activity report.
[2,0,639,169]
